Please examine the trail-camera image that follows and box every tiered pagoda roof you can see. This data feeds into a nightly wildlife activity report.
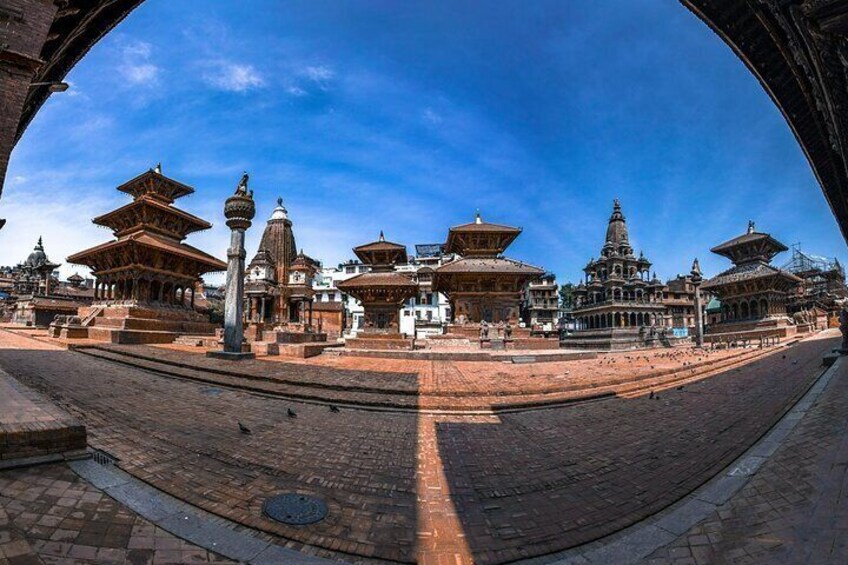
[336,232,417,302]
[436,213,543,281]
[68,166,225,280]
[444,212,522,257]
[702,222,801,292]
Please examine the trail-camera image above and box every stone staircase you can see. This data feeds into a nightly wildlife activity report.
[77,304,218,345]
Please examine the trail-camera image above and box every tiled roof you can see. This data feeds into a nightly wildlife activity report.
[68,232,226,272]
[435,257,544,275]
[336,272,417,288]
[710,232,787,254]
[702,262,801,289]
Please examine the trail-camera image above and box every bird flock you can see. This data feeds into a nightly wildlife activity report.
[238,403,341,434]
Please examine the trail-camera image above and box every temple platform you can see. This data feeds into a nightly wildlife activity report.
[0,369,87,464]
[50,304,218,345]
[443,324,532,339]
[561,328,688,351]
[335,347,594,362]
[704,317,799,345]
[345,332,415,350]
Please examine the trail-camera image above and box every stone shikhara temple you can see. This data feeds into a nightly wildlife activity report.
[434,212,544,326]
[566,200,665,350]
[702,221,804,340]
[336,232,418,349]
[54,166,226,343]
[564,200,701,350]
[244,198,320,329]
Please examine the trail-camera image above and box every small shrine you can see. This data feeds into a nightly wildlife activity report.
[54,165,226,343]
[702,221,803,340]
[336,232,418,349]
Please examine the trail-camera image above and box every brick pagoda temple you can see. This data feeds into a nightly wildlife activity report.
[434,212,543,330]
[702,221,803,341]
[55,166,226,344]
[336,232,418,350]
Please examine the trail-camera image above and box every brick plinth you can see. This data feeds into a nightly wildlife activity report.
[0,369,86,460]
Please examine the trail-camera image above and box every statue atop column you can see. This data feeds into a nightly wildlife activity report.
[207,172,256,360]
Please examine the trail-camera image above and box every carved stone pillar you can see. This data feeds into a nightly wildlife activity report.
[208,175,256,360]
[691,259,704,347]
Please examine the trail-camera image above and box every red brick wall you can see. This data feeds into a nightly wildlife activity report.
[0,1,59,200]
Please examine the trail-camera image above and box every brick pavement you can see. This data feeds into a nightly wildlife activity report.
[0,329,836,563]
[72,340,784,411]
[0,462,233,564]
[645,352,848,565]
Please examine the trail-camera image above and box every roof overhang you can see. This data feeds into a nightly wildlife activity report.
[681,0,848,245]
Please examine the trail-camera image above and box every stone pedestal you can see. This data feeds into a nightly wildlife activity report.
[206,350,255,361]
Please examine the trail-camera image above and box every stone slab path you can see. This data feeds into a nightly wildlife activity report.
[645,354,848,564]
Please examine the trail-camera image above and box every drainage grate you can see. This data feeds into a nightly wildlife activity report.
[92,449,118,466]
[262,493,328,525]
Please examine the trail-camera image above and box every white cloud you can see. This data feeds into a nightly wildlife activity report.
[304,65,334,82]
[118,40,160,86]
[422,108,443,124]
[0,187,121,280]
[202,61,265,92]
[286,85,308,97]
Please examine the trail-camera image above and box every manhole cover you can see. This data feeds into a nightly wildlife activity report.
[263,493,328,525]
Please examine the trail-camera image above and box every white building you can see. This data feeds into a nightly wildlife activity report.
[313,244,455,339]
[312,260,369,335]
[397,244,455,338]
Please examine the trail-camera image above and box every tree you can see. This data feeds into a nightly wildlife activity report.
[559,282,576,311]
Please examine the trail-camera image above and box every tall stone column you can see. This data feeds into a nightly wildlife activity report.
[208,173,256,360]
[691,258,704,347]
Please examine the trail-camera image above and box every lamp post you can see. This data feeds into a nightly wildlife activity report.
[207,173,256,360]
[691,258,704,347]
[29,81,70,92]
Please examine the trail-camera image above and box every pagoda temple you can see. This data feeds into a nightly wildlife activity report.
[336,232,418,349]
[60,165,226,344]
[564,199,668,350]
[433,212,543,327]
[702,221,802,339]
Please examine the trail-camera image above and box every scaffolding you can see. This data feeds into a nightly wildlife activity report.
[782,245,846,311]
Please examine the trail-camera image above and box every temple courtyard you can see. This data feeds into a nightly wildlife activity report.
[0,327,845,564]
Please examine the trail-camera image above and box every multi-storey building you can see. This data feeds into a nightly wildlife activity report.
[521,273,559,331]
[397,244,455,337]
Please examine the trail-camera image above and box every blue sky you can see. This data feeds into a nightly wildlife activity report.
[2,0,844,285]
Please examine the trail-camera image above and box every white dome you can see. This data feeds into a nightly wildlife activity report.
[270,197,288,220]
